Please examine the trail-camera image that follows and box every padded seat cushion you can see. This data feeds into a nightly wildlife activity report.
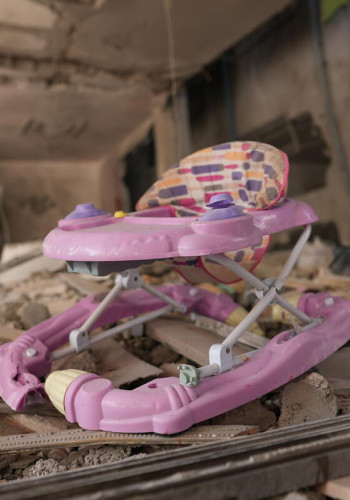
[137,141,289,215]
[136,141,288,284]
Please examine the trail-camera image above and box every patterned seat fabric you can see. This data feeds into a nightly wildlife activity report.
[136,141,289,284]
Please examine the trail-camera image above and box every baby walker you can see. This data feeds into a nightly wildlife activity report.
[1,141,350,434]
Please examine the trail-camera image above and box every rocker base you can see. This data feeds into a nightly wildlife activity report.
[46,293,350,434]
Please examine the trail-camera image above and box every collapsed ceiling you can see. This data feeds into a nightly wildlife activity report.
[0,0,292,160]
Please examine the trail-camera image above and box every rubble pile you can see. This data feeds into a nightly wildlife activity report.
[0,237,349,494]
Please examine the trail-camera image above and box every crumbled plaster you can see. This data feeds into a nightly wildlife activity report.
[278,373,338,427]
[0,28,47,53]
[0,0,57,29]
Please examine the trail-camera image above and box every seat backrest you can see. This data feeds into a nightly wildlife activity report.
[137,141,289,216]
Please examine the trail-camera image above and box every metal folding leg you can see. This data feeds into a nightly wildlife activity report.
[178,225,322,386]
[54,270,187,360]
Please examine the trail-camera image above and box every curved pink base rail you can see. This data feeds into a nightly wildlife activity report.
[63,293,350,434]
[0,284,239,411]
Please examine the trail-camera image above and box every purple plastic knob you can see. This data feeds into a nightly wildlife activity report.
[200,193,244,221]
[206,193,234,208]
[65,203,107,220]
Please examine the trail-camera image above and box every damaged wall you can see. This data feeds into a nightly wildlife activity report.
[233,3,350,244]
[189,2,350,243]
[0,159,119,242]
[0,0,292,241]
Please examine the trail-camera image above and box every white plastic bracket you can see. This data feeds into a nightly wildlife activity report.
[209,343,233,374]
[254,278,278,303]
[130,324,144,337]
[121,269,143,289]
[69,329,90,353]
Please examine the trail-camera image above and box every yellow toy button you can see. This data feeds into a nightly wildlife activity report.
[114,211,126,218]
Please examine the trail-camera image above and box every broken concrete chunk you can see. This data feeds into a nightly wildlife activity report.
[0,325,23,343]
[22,446,132,478]
[83,446,131,466]
[9,454,40,470]
[60,450,86,470]
[19,302,50,329]
[52,349,98,374]
[208,399,276,431]
[23,458,66,478]
[149,343,180,366]
[0,454,19,472]
[46,448,68,462]
[317,347,350,381]
[278,373,337,427]
[3,292,29,306]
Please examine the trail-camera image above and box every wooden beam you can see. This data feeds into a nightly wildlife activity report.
[153,101,178,176]
[117,116,153,159]
[146,318,250,366]
[317,477,350,499]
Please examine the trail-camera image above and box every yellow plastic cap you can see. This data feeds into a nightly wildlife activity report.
[45,369,87,416]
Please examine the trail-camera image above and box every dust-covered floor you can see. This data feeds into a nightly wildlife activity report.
[0,238,350,498]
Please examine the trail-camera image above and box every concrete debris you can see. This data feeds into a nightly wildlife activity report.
[91,338,162,387]
[0,239,348,496]
[278,373,338,427]
[52,349,98,374]
[19,302,50,329]
[23,458,67,478]
[9,454,40,470]
[208,399,276,431]
[59,450,86,470]
[46,448,68,462]
[3,292,29,305]
[22,446,133,478]
[0,454,19,472]
[296,237,334,275]
[317,347,350,381]
[148,343,180,366]
[83,446,131,466]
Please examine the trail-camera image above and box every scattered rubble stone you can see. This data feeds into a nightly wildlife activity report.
[3,292,29,305]
[46,448,69,461]
[21,446,133,478]
[19,302,50,329]
[0,244,348,489]
[1,301,23,323]
[122,336,159,364]
[1,473,19,481]
[278,373,338,427]
[208,399,276,431]
[10,454,41,470]
[83,446,131,466]
[0,454,19,472]
[149,343,180,366]
[23,458,67,478]
[60,450,86,470]
[317,347,350,381]
[52,349,98,373]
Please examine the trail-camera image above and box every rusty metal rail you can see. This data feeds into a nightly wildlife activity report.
[1,415,350,499]
[0,424,257,453]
